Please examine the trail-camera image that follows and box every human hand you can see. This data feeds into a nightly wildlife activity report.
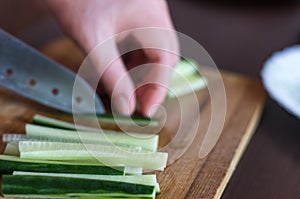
[46,0,179,116]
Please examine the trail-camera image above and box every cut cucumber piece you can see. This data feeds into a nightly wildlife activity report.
[2,175,156,198]
[0,155,124,175]
[2,134,26,142]
[3,142,19,156]
[172,59,198,80]
[168,58,207,98]
[168,74,207,98]
[26,124,159,152]
[0,154,121,166]
[97,113,159,127]
[33,114,98,131]
[33,114,159,128]
[3,134,36,144]
[19,141,168,170]
[19,140,142,153]
[13,171,160,193]
[125,167,143,175]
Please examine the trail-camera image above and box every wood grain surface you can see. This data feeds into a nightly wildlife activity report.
[0,38,266,199]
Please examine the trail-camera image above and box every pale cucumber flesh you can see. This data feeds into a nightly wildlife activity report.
[19,141,168,171]
[26,124,158,152]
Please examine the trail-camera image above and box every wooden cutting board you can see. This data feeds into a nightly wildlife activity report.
[0,38,266,199]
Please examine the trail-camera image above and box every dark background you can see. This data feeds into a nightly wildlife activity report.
[1,0,300,198]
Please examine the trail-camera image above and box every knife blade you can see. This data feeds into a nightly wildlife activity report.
[0,29,105,114]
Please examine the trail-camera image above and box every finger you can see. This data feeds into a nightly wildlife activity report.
[90,39,136,115]
[131,26,179,116]
[136,50,179,116]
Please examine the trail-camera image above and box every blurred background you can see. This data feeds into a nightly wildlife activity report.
[1,0,300,78]
[1,0,300,198]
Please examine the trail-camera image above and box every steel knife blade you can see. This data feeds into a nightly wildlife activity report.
[0,29,105,114]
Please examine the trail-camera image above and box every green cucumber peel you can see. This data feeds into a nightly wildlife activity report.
[2,175,156,198]
[33,114,159,128]
[0,155,124,175]
[96,113,159,126]
[12,171,160,193]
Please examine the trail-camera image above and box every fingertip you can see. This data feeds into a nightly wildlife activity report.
[107,82,137,116]
[128,91,137,114]
[102,65,137,115]
[147,104,159,118]
[139,84,167,117]
[112,94,129,115]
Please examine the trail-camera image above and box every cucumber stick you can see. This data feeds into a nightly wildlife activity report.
[26,124,159,152]
[0,155,124,175]
[2,134,26,142]
[172,59,198,80]
[124,167,143,175]
[168,74,207,98]
[33,113,159,128]
[12,171,160,193]
[19,141,168,170]
[169,58,207,98]
[1,105,168,198]
[3,142,19,156]
[96,113,159,126]
[33,114,99,131]
[2,175,156,198]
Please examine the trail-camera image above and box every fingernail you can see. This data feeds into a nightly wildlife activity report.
[112,95,130,115]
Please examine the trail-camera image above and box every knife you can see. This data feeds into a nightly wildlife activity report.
[0,29,105,114]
